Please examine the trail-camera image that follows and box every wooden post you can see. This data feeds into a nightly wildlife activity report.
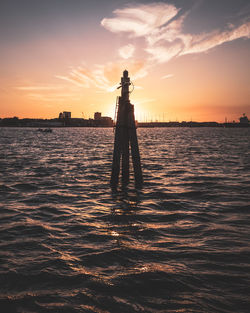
[129,105,143,188]
[110,70,143,189]
[110,98,122,187]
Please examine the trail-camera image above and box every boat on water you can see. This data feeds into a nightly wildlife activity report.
[37,128,52,133]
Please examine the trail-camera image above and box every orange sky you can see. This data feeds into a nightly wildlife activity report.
[1,1,249,122]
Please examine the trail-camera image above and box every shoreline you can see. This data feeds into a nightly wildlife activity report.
[0,124,249,128]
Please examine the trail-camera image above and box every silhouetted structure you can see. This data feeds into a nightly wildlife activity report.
[93,112,113,126]
[59,111,71,126]
[94,112,102,120]
[58,111,71,119]
[111,70,143,189]
[239,113,249,124]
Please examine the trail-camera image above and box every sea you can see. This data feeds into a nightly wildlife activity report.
[0,127,250,313]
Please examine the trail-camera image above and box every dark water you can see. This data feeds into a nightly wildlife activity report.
[0,127,250,313]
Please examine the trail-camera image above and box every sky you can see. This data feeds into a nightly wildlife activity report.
[0,0,249,122]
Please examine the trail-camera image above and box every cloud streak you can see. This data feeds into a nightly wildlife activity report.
[162,74,174,80]
[56,60,147,92]
[27,93,80,102]
[118,44,135,59]
[101,2,250,66]
[101,3,179,37]
[181,22,250,55]
[16,85,64,91]
[16,83,81,102]
[54,2,250,93]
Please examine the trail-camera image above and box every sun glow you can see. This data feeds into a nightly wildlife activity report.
[0,1,249,121]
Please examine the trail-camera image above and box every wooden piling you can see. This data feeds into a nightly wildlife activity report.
[129,105,143,188]
[110,70,143,189]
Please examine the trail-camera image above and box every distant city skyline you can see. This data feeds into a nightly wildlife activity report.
[1,0,249,122]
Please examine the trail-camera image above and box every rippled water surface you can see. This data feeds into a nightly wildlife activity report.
[0,127,250,313]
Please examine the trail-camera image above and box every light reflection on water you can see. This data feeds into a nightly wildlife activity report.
[0,127,250,313]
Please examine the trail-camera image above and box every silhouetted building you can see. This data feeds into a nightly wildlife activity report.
[239,113,249,124]
[63,111,71,119]
[94,112,102,120]
[93,112,113,126]
[59,111,71,119]
[99,116,113,126]
[58,111,71,126]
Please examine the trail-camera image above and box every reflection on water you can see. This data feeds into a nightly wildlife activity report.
[0,127,250,313]
[109,190,142,249]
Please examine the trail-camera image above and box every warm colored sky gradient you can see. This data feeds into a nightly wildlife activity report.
[1,0,249,122]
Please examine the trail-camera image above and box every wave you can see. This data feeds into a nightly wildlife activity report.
[0,127,250,313]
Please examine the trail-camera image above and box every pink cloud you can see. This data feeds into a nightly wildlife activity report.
[181,22,250,55]
[101,2,250,67]
[118,44,135,59]
[55,3,250,92]
[101,3,179,37]
[56,60,148,92]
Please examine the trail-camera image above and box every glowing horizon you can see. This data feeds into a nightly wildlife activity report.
[1,0,249,122]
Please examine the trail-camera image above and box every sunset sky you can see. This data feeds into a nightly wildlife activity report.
[1,0,249,122]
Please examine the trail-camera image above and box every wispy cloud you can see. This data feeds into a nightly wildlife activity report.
[16,83,81,102]
[56,60,147,92]
[134,85,144,90]
[54,75,84,87]
[53,2,250,93]
[145,43,182,63]
[181,22,250,55]
[101,3,179,37]
[27,93,80,102]
[134,98,156,105]
[161,74,174,80]
[101,2,250,67]
[118,44,135,59]
[16,85,64,91]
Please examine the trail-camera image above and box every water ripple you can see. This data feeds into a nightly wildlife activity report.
[0,127,249,312]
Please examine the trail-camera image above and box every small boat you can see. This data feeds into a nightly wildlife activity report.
[37,128,52,133]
